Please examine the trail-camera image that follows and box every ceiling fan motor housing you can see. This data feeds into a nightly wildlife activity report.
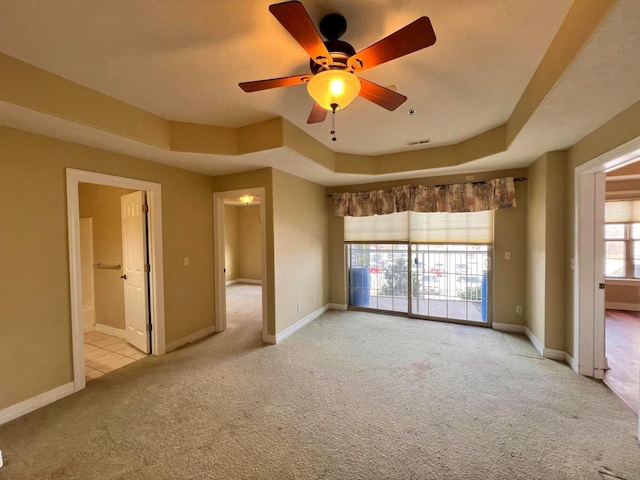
[310,40,356,73]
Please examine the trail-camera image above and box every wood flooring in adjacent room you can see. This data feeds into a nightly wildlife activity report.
[604,309,640,413]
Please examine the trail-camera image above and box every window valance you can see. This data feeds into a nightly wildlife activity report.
[330,177,517,217]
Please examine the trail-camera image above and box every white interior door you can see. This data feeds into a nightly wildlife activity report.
[79,217,95,332]
[121,191,151,353]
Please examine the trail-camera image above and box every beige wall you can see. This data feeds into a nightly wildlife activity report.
[526,156,548,343]
[525,152,567,351]
[79,183,135,330]
[224,205,240,282]
[272,169,330,333]
[239,205,262,281]
[327,169,528,326]
[0,127,215,410]
[224,204,262,282]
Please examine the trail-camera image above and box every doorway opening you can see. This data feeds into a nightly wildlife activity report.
[213,188,268,343]
[66,169,166,393]
[574,137,640,418]
[78,184,151,382]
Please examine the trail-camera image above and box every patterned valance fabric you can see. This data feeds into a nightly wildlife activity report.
[331,177,517,217]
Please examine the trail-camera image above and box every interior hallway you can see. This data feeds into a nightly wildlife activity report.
[604,309,640,413]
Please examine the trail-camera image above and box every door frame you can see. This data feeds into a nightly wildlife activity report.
[213,187,268,342]
[66,169,166,393]
[574,137,640,379]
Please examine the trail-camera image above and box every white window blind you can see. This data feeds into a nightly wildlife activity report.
[605,200,640,223]
[344,212,408,241]
[345,210,493,244]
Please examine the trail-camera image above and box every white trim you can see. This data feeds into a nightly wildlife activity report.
[0,382,74,426]
[605,301,640,311]
[574,137,640,380]
[213,188,268,341]
[542,348,566,361]
[66,169,166,395]
[275,305,330,344]
[329,303,348,311]
[225,278,262,286]
[565,353,578,372]
[524,328,544,357]
[492,322,526,333]
[94,324,127,339]
[523,327,568,361]
[165,325,216,352]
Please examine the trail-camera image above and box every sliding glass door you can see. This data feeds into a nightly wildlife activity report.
[347,243,408,313]
[347,242,491,325]
[410,244,490,324]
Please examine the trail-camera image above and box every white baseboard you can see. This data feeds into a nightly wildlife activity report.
[492,322,526,333]
[524,327,568,361]
[165,325,216,352]
[329,303,348,311]
[542,348,566,361]
[524,328,544,357]
[226,278,262,286]
[274,304,330,344]
[565,353,578,372]
[0,382,75,426]
[605,301,640,311]
[94,323,127,339]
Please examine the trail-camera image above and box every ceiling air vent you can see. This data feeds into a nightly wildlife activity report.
[406,139,431,146]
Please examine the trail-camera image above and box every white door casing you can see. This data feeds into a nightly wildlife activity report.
[121,191,151,353]
[213,188,269,342]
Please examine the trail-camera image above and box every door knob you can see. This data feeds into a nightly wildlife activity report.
[121,274,128,280]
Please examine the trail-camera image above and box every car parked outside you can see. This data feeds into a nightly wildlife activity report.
[429,263,445,277]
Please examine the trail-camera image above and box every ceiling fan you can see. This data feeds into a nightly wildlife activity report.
[239,1,436,126]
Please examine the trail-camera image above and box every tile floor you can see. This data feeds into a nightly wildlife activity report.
[84,331,147,382]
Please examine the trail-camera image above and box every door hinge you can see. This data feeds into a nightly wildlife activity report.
[142,204,149,213]
[144,264,151,272]
[599,283,605,289]
[146,323,152,332]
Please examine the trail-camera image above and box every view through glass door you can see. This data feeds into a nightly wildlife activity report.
[347,243,491,325]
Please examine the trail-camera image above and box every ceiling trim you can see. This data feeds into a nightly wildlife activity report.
[0,1,621,181]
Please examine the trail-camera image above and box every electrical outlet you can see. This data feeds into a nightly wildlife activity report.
[504,251,511,260]
[297,302,301,311]
[516,305,523,314]
[0,449,4,468]
[183,257,190,266]
[312,295,316,304]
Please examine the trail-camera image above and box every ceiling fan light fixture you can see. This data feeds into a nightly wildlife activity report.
[307,70,361,111]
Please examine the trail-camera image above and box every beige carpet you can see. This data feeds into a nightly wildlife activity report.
[0,302,639,479]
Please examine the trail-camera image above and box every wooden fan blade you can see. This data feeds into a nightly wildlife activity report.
[358,78,407,111]
[269,1,332,66]
[239,74,311,92]
[307,103,328,124]
[348,17,436,72]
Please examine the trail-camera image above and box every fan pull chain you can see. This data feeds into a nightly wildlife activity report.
[330,103,338,142]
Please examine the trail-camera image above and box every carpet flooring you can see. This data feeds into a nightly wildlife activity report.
[0,304,638,479]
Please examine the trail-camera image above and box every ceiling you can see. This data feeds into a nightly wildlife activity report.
[1,0,639,186]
